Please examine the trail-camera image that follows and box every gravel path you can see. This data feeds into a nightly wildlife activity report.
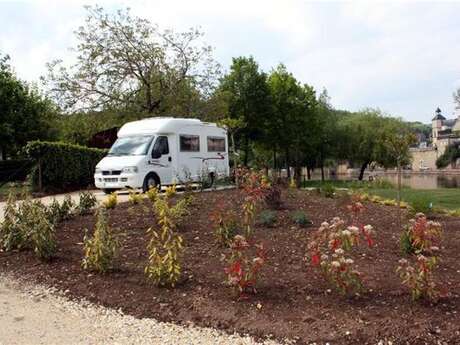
[0,274,283,345]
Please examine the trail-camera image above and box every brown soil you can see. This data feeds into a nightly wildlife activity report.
[1,189,460,344]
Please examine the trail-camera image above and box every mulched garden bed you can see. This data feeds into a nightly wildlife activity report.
[1,189,460,344]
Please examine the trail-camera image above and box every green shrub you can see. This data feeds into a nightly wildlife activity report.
[258,210,277,227]
[24,141,107,191]
[103,193,118,209]
[15,197,56,260]
[409,195,432,215]
[145,192,189,287]
[0,192,25,250]
[77,191,97,215]
[321,183,335,198]
[291,211,311,227]
[128,190,143,205]
[0,159,34,183]
[82,208,119,273]
[45,195,75,224]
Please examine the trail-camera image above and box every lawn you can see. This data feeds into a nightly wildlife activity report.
[367,188,460,211]
[302,179,460,210]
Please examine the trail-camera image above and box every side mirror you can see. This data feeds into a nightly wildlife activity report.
[152,150,161,159]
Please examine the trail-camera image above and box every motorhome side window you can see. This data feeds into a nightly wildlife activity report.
[152,136,169,157]
[180,135,200,152]
[207,136,225,152]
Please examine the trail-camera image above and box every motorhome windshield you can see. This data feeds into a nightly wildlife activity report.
[108,136,154,156]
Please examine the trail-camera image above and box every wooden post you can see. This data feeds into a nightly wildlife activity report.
[397,159,401,231]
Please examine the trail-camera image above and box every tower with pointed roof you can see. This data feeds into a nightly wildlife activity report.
[432,107,445,145]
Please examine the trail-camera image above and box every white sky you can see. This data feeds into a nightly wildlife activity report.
[1,0,460,123]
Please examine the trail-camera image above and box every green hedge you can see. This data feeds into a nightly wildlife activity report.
[24,141,107,191]
[0,159,34,183]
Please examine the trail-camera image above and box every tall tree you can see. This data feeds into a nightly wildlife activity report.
[0,54,58,158]
[339,109,397,180]
[44,6,220,115]
[219,56,272,165]
[267,64,317,182]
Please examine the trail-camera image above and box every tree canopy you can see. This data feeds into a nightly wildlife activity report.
[44,6,220,115]
[0,54,58,159]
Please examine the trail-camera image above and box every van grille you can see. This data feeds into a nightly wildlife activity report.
[102,170,122,176]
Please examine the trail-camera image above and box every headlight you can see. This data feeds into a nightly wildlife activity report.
[122,166,138,173]
[95,168,102,174]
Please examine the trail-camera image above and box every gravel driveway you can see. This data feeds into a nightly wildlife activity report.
[0,274,283,345]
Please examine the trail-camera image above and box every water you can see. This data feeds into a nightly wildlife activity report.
[308,171,460,189]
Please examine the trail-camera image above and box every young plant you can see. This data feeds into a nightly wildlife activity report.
[290,211,311,227]
[77,191,97,215]
[397,255,439,301]
[224,235,266,298]
[145,191,188,287]
[46,195,75,224]
[103,192,118,209]
[307,215,376,296]
[211,204,239,247]
[0,192,25,251]
[82,208,119,273]
[146,185,158,204]
[28,202,57,260]
[264,184,282,209]
[400,213,442,255]
[258,210,277,227]
[128,190,143,205]
[321,183,335,198]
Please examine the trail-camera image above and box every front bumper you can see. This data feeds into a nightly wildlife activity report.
[94,173,143,190]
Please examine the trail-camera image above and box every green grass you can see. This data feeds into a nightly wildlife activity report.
[302,179,460,211]
[367,188,460,210]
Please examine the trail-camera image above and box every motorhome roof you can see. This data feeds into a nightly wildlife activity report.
[117,117,221,137]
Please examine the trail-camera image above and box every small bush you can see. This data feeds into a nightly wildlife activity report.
[82,208,119,273]
[321,183,335,198]
[211,205,239,247]
[77,191,97,215]
[409,195,432,215]
[258,210,277,227]
[146,186,159,204]
[291,211,311,227]
[397,255,439,301]
[0,192,25,251]
[128,190,143,205]
[145,191,189,287]
[400,213,442,255]
[46,195,75,224]
[28,203,56,260]
[224,235,266,297]
[103,193,118,209]
[264,184,282,209]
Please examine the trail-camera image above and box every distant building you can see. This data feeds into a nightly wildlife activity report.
[410,107,460,171]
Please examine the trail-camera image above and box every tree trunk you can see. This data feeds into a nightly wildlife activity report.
[320,165,325,182]
[358,161,369,181]
[273,147,277,170]
[244,135,249,166]
[285,147,290,178]
[307,166,311,180]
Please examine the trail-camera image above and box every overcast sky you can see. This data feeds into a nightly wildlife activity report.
[1,0,459,123]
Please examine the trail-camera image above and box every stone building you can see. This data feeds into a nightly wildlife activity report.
[410,106,460,171]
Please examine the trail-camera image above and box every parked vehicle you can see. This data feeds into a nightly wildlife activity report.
[94,117,229,194]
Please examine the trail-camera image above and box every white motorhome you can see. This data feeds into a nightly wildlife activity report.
[94,117,229,193]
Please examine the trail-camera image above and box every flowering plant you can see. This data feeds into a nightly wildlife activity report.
[400,213,442,255]
[224,235,266,298]
[307,214,376,296]
[397,255,439,301]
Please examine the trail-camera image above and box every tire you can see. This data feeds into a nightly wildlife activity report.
[142,173,160,193]
[102,188,118,195]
